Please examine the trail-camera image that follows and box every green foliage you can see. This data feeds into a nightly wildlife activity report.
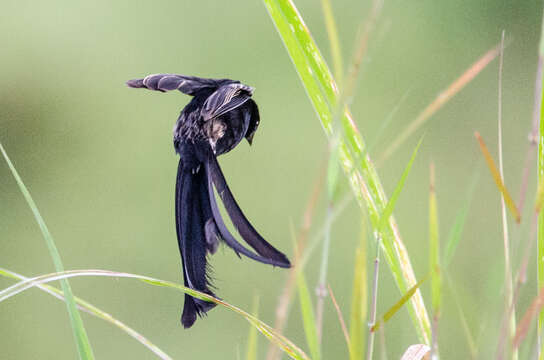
[429,166,441,315]
[246,295,260,360]
[349,226,368,360]
[0,269,310,360]
[0,143,95,360]
[444,172,479,269]
[0,268,172,360]
[372,273,429,333]
[297,271,321,360]
[378,137,424,233]
[264,0,431,343]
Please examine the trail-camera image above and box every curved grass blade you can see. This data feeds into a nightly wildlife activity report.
[320,0,343,85]
[349,225,368,360]
[379,136,424,232]
[444,171,480,268]
[263,0,431,343]
[297,270,321,360]
[513,286,544,349]
[328,284,350,349]
[371,273,430,333]
[380,44,501,163]
[538,11,544,353]
[536,175,544,213]
[0,268,171,360]
[474,132,521,223]
[0,269,310,360]
[428,163,441,358]
[0,142,94,360]
[246,295,260,360]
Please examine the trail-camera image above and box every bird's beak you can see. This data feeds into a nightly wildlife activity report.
[246,133,255,146]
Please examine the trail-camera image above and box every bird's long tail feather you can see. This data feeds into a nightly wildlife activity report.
[176,160,216,328]
[206,156,291,268]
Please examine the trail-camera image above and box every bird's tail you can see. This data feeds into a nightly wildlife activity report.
[176,153,291,328]
[206,156,291,268]
[176,160,217,328]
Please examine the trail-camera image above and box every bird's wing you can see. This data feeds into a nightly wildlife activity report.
[200,83,254,121]
[126,74,236,95]
[244,99,260,145]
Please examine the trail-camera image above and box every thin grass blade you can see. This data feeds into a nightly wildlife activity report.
[372,273,430,333]
[428,163,441,358]
[429,163,441,314]
[379,136,424,232]
[297,270,321,360]
[246,295,260,360]
[538,9,544,352]
[320,0,343,85]
[474,132,521,223]
[0,268,171,360]
[444,171,479,268]
[266,162,326,360]
[0,269,309,360]
[445,275,478,358]
[0,142,94,360]
[264,0,431,343]
[381,44,501,163]
[328,284,350,349]
[514,286,544,349]
[349,224,368,360]
[536,175,544,213]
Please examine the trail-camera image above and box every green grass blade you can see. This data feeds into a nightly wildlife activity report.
[429,163,441,357]
[320,0,343,85]
[0,268,171,360]
[246,295,260,360]
[0,143,94,360]
[538,7,544,352]
[536,175,544,213]
[444,171,479,268]
[264,0,431,343]
[429,164,441,314]
[349,224,368,360]
[297,270,321,360]
[380,44,500,163]
[327,144,341,201]
[0,268,310,360]
[372,273,430,332]
[328,284,350,349]
[379,137,424,232]
[446,274,478,358]
[474,132,521,223]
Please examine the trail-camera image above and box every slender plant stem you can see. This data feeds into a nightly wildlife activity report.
[496,30,517,360]
[367,234,381,360]
[0,142,94,360]
[266,163,326,360]
[535,7,544,359]
[320,0,343,87]
[315,204,334,343]
[497,213,539,358]
[379,327,387,360]
[0,268,172,360]
[327,284,350,348]
[518,37,544,212]
[429,162,440,359]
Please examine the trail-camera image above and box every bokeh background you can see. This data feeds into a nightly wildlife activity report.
[0,0,541,358]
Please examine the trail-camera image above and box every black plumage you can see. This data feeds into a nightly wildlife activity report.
[126,74,291,328]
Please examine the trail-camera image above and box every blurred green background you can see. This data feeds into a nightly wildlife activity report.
[0,0,541,358]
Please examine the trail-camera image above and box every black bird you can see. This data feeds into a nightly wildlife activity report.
[126,74,291,328]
